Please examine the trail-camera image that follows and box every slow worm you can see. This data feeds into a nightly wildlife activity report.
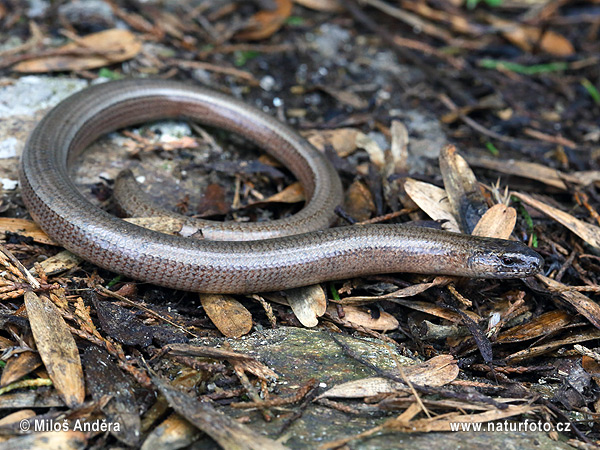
[20,79,543,293]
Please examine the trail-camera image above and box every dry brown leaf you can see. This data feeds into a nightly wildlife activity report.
[263,285,326,327]
[390,404,537,432]
[506,328,600,363]
[467,156,600,190]
[0,430,87,449]
[513,192,600,249]
[327,304,399,331]
[13,29,142,73]
[391,299,481,323]
[316,85,368,109]
[488,16,574,56]
[337,277,451,304]
[536,275,600,331]
[199,294,253,338]
[303,128,362,157]
[167,343,278,380]
[356,132,385,169]
[496,310,573,344]
[0,218,57,245]
[0,351,42,387]
[24,292,85,408]
[0,409,36,426]
[124,216,186,235]
[153,376,286,450]
[319,376,404,399]
[389,120,409,173]
[319,355,458,399]
[472,204,516,239]
[196,184,229,217]
[439,145,487,234]
[235,0,293,41]
[293,0,343,12]
[263,181,305,204]
[344,180,375,222]
[401,354,459,386]
[140,413,200,450]
[403,178,460,232]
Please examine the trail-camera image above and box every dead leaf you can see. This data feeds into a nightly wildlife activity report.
[140,413,200,450]
[200,294,253,337]
[472,204,516,239]
[337,277,452,304]
[403,178,460,232]
[236,0,293,41]
[303,128,362,157]
[537,275,600,331]
[506,328,600,363]
[496,310,573,343]
[467,156,600,190]
[197,184,229,217]
[24,292,85,408]
[327,304,399,331]
[487,15,574,56]
[263,181,305,204]
[316,85,368,109]
[263,285,327,327]
[0,431,87,449]
[439,145,487,234]
[13,29,142,73]
[293,0,343,12]
[319,355,459,399]
[513,192,600,249]
[152,375,287,450]
[356,132,385,169]
[344,181,375,222]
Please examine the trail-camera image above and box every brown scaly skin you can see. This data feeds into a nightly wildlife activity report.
[20,79,543,293]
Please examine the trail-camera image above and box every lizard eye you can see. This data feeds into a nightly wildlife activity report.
[501,255,517,266]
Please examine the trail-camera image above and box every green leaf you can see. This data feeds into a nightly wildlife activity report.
[581,78,600,104]
[485,141,499,156]
[479,59,568,75]
[233,50,260,67]
[98,68,123,80]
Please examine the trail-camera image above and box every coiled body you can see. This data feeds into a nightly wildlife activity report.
[20,80,543,293]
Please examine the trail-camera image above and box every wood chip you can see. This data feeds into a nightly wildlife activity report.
[31,251,82,277]
[0,218,56,245]
[356,132,385,169]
